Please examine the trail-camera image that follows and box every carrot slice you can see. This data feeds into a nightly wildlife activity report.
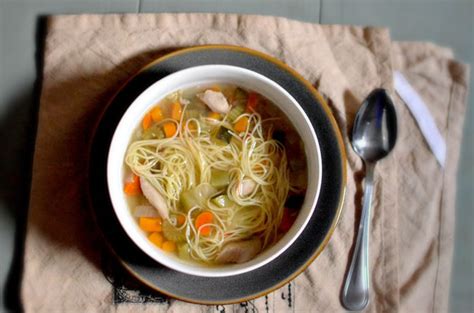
[149,232,164,247]
[163,122,177,137]
[151,106,163,122]
[171,102,182,120]
[124,174,141,196]
[162,240,176,252]
[139,217,162,232]
[208,112,221,120]
[246,92,258,112]
[195,211,213,236]
[124,183,140,196]
[142,112,152,130]
[234,116,249,133]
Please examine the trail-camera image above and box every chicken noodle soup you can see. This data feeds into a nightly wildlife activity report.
[124,84,307,265]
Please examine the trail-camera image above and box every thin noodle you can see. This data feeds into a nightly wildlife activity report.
[126,102,291,263]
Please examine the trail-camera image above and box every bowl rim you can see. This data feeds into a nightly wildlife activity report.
[106,64,323,277]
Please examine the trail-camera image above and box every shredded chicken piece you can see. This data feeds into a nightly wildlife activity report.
[216,238,262,263]
[239,178,257,197]
[197,90,231,114]
[139,177,169,219]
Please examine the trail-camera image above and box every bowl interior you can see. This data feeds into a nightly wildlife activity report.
[107,65,322,277]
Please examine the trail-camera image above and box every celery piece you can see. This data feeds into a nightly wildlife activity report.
[227,87,247,121]
[210,169,230,189]
[177,243,192,260]
[184,109,201,120]
[162,220,186,242]
[211,195,234,208]
[142,124,165,140]
[228,102,246,122]
[180,184,218,212]
[180,189,196,212]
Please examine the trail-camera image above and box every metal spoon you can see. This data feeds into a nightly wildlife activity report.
[341,88,397,311]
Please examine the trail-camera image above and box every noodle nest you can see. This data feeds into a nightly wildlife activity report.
[126,105,290,263]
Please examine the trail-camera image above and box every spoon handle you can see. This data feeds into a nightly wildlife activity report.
[342,162,375,311]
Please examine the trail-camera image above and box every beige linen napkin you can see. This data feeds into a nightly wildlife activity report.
[22,14,469,313]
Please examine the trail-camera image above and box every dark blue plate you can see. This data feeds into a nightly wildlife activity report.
[88,45,346,304]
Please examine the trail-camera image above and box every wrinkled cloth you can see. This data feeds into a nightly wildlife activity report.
[22,13,470,313]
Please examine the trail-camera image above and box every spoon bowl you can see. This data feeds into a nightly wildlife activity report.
[352,88,398,162]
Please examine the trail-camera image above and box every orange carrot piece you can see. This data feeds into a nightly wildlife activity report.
[149,232,164,247]
[234,116,249,133]
[195,211,213,236]
[208,112,221,120]
[163,122,177,137]
[124,174,141,196]
[142,112,152,130]
[139,217,162,232]
[151,106,163,122]
[171,102,182,120]
[246,92,258,112]
[124,183,140,196]
[162,240,176,252]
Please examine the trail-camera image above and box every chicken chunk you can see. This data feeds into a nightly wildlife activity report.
[215,238,262,264]
[239,178,257,197]
[139,177,169,219]
[197,90,231,114]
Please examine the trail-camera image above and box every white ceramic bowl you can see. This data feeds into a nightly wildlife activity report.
[107,65,322,277]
